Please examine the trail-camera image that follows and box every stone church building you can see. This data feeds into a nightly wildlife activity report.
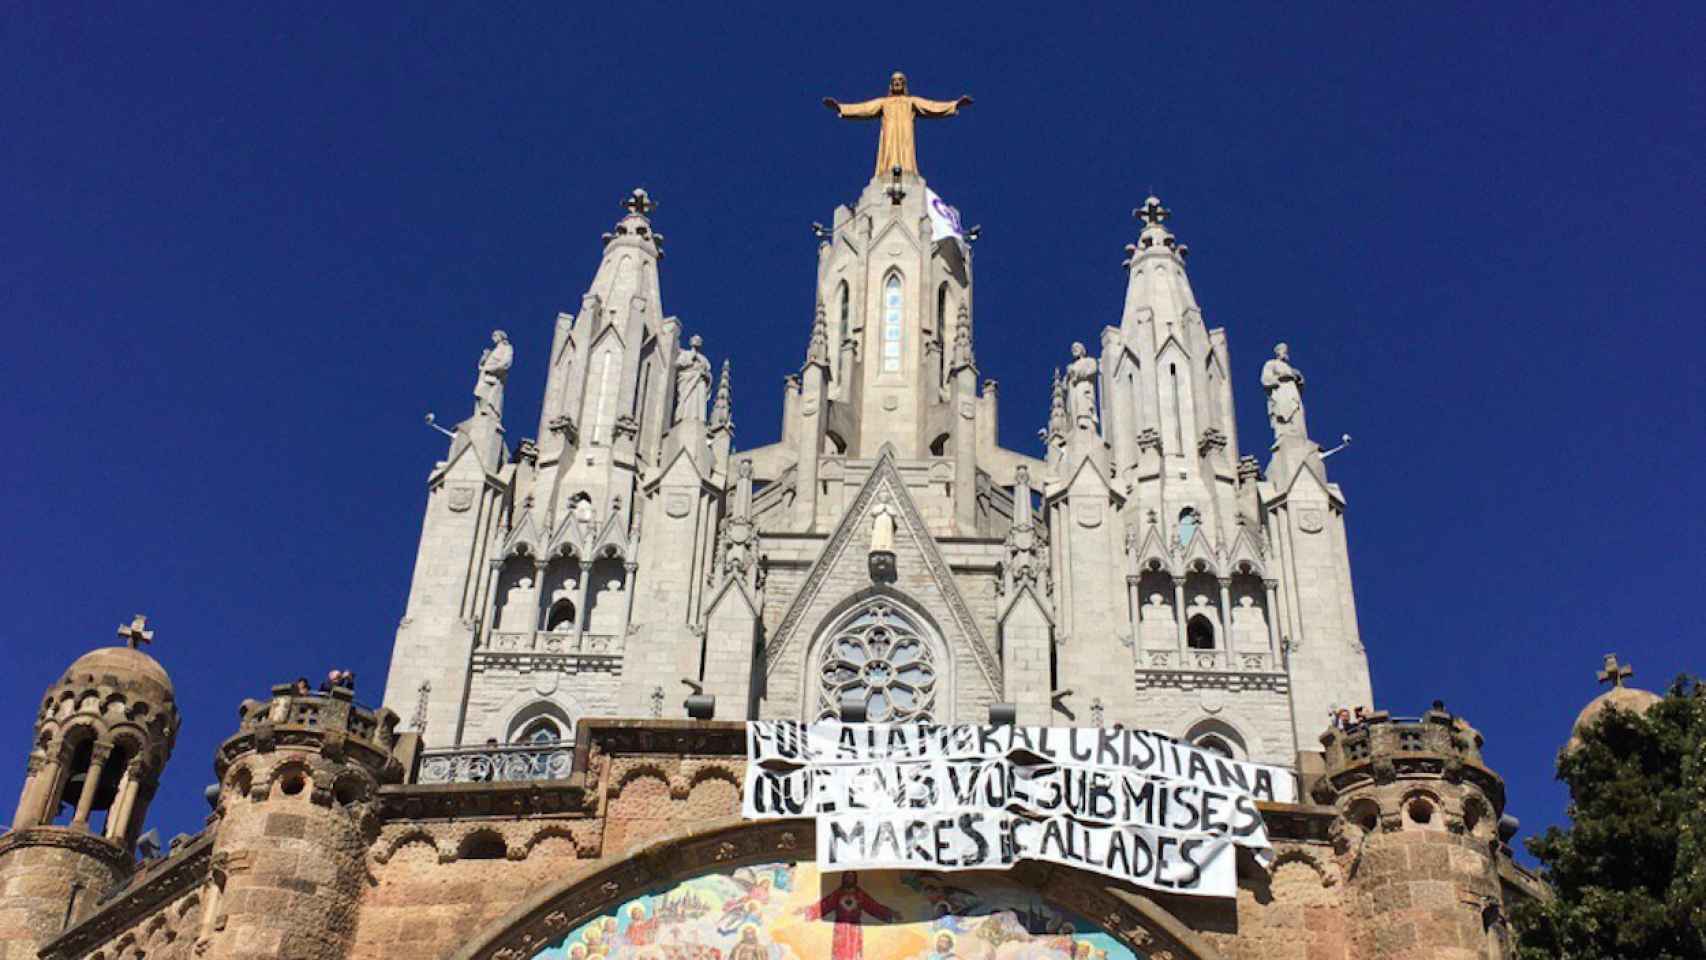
[1,84,1554,960]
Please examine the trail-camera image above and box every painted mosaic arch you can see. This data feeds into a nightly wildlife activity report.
[452,822,1219,960]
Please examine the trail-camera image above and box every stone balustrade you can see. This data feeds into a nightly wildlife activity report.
[414,742,576,785]
[485,631,625,655]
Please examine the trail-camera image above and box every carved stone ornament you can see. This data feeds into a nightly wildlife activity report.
[1073,498,1104,528]
[1297,508,1325,533]
[665,493,691,518]
[447,483,477,513]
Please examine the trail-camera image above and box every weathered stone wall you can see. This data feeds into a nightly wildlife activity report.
[206,752,374,960]
[0,831,129,960]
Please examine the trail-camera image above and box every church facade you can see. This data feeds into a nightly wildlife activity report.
[0,85,1542,960]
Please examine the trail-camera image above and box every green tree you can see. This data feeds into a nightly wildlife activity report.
[1513,677,1706,960]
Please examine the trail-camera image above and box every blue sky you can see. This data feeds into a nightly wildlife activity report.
[2,4,1701,854]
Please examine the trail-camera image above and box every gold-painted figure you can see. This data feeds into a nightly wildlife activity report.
[824,72,972,176]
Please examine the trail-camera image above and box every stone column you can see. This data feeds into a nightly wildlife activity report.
[1217,577,1233,666]
[11,755,53,829]
[102,759,141,843]
[531,559,549,649]
[1264,578,1281,655]
[1172,577,1188,654]
[69,743,111,829]
[479,558,503,648]
[620,561,640,640]
[572,569,591,642]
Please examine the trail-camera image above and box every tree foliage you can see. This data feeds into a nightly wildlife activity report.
[1513,677,1706,960]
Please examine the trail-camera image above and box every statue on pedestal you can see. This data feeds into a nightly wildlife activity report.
[474,330,513,420]
[1261,342,1308,442]
[674,335,711,423]
[1066,342,1099,431]
[824,72,973,177]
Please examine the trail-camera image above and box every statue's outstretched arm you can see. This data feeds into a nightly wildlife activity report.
[909,95,972,118]
[827,96,885,118]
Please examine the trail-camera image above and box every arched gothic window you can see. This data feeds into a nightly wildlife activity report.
[520,718,562,744]
[1187,614,1217,650]
[881,274,903,373]
[1196,734,1235,758]
[1177,507,1200,547]
[546,597,577,631]
[816,601,937,722]
[836,282,850,359]
[935,283,950,386]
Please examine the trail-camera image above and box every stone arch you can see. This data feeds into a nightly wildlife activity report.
[520,823,583,860]
[804,587,952,723]
[458,828,510,861]
[373,827,440,865]
[1184,716,1249,759]
[506,700,573,745]
[445,819,1224,960]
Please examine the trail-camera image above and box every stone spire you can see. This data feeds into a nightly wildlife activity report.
[709,359,733,430]
[948,303,975,373]
[805,297,831,370]
[1120,195,1201,335]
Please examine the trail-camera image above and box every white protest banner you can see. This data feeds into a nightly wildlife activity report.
[747,720,1296,804]
[815,809,1238,897]
[744,721,1292,898]
[742,758,1273,859]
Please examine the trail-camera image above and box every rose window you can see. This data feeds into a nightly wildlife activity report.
[817,602,937,722]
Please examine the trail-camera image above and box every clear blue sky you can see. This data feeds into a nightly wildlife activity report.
[3,5,1701,853]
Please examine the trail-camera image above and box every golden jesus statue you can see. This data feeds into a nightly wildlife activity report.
[824,72,972,177]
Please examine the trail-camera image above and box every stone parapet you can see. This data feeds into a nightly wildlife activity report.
[215,686,403,786]
[1312,709,1504,815]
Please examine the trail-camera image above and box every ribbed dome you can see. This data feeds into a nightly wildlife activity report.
[62,645,174,698]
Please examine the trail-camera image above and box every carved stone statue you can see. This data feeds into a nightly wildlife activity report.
[674,335,712,422]
[824,72,973,177]
[1066,342,1099,430]
[497,577,536,633]
[1230,595,1269,651]
[474,330,514,419]
[1261,342,1308,441]
[869,503,896,554]
[1142,594,1173,621]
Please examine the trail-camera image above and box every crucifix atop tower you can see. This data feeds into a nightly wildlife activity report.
[118,613,154,649]
[1597,653,1634,689]
[824,72,973,177]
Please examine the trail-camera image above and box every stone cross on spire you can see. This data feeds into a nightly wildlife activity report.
[1134,196,1171,227]
[1597,653,1634,689]
[118,614,154,649]
[621,188,655,217]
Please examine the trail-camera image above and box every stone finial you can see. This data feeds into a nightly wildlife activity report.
[621,188,656,217]
[118,613,154,650]
[1045,368,1068,439]
[710,360,733,429]
[807,299,830,367]
[1134,196,1170,227]
[949,303,974,371]
[1597,653,1634,689]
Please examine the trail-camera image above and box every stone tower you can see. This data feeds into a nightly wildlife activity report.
[0,618,179,960]
[1315,709,1510,960]
[202,684,401,959]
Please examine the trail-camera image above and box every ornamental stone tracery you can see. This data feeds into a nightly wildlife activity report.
[814,600,939,722]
